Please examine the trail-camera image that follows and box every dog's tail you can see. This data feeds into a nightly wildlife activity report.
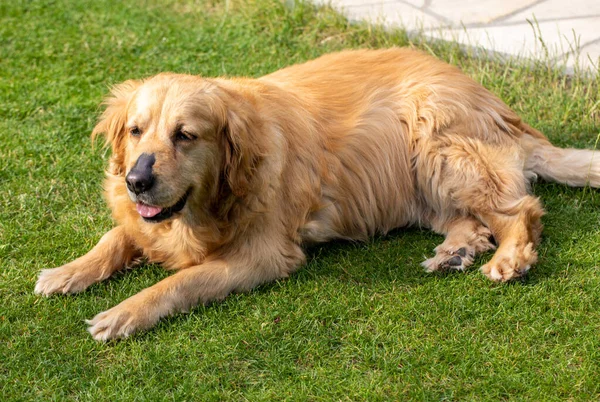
[523,125,600,187]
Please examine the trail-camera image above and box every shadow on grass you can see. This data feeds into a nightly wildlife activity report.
[64,181,599,342]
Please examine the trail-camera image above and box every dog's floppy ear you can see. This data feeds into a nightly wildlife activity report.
[220,98,266,198]
[92,80,141,175]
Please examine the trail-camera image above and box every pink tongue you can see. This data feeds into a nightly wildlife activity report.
[136,203,163,218]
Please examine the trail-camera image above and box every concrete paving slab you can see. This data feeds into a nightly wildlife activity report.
[398,0,425,7]
[315,0,600,73]
[563,41,600,71]
[425,0,539,25]
[313,0,393,6]
[314,0,446,30]
[503,0,600,23]
[427,17,600,70]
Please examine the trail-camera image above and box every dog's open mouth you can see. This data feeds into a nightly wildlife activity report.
[136,189,191,223]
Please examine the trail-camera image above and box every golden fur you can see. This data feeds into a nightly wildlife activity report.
[35,48,600,340]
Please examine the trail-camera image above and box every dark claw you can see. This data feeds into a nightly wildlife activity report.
[447,256,463,266]
[456,247,467,257]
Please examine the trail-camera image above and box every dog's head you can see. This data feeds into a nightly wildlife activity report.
[93,74,265,223]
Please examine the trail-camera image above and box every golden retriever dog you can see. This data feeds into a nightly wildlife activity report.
[35,48,600,340]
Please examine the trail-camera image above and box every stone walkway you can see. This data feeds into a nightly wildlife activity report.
[314,0,600,73]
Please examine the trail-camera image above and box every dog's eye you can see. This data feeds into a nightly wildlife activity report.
[129,127,141,137]
[175,129,195,142]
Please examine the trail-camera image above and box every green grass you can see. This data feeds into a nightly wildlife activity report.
[1,0,600,400]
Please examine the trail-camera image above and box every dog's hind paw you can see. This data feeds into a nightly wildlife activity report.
[422,247,472,272]
[480,242,536,282]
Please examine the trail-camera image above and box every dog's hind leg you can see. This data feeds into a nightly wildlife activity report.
[35,226,140,295]
[416,135,545,281]
[422,216,496,272]
[478,196,544,281]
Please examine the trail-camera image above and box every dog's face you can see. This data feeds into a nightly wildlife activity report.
[93,74,264,223]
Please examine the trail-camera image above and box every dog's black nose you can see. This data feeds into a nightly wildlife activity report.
[126,153,156,195]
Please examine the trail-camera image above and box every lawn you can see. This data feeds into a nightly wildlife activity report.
[1,0,600,400]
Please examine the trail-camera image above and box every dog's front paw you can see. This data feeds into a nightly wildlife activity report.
[34,265,95,295]
[86,297,158,341]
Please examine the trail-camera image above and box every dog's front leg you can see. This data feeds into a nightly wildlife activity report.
[86,254,300,341]
[35,226,140,295]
